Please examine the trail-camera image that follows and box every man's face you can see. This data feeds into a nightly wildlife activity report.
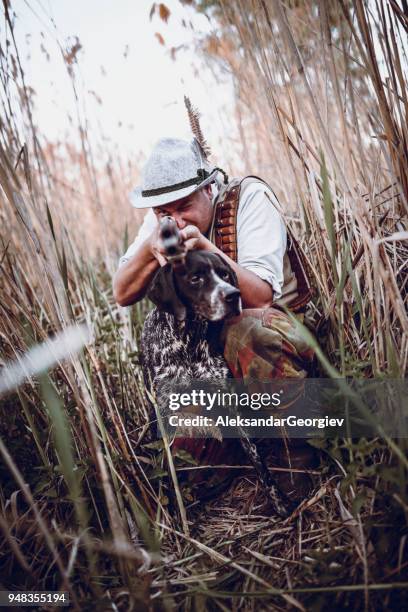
[153,185,213,235]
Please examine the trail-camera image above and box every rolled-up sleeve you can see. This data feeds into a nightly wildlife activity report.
[236,181,287,299]
[118,209,158,268]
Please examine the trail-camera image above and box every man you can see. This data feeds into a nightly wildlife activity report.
[114,137,299,312]
[113,137,317,501]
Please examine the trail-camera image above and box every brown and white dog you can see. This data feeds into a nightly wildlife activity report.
[140,249,292,517]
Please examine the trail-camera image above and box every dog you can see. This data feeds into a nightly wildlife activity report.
[141,250,241,382]
[140,248,293,518]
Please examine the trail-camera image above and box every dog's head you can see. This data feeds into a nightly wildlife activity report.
[148,251,242,322]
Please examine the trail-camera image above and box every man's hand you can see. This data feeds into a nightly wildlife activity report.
[149,223,206,265]
[179,225,206,251]
[148,225,167,266]
[114,221,272,309]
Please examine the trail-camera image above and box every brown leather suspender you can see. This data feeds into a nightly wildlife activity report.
[212,180,241,262]
[213,176,314,312]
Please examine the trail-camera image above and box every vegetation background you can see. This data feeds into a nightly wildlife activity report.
[0,0,407,609]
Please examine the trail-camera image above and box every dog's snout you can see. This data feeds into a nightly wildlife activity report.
[224,287,241,302]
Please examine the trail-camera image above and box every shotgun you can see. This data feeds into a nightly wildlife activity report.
[159,216,187,267]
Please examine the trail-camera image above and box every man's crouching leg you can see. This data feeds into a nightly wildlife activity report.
[221,307,319,506]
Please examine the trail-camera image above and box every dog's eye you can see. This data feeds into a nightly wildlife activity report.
[190,275,203,285]
[220,270,230,280]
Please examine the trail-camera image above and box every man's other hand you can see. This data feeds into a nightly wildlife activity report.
[148,225,167,266]
[179,225,206,251]
[149,224,206,265]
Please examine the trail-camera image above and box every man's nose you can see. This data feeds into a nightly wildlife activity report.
[172,214,187,230]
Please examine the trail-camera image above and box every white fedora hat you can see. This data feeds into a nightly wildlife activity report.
[130,137,224,208]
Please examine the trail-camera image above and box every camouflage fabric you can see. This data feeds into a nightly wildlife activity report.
[219,307,318,502]
[172,307,316,498]
[222,307,315,381]
[221,307,315,418]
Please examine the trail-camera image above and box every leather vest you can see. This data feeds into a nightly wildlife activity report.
[210,176,313,312]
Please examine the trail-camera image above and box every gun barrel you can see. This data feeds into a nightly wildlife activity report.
[159,217,186,264]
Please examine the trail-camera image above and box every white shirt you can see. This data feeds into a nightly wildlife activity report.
[118,178,287,299]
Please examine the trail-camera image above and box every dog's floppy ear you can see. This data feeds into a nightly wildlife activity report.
[148,264,187,321]
[212,253,239,288]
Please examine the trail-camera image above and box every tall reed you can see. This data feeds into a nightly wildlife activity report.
[0,1,407,609]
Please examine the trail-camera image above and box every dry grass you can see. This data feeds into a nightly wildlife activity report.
[200,0,408,376]
[0,1,407,610]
